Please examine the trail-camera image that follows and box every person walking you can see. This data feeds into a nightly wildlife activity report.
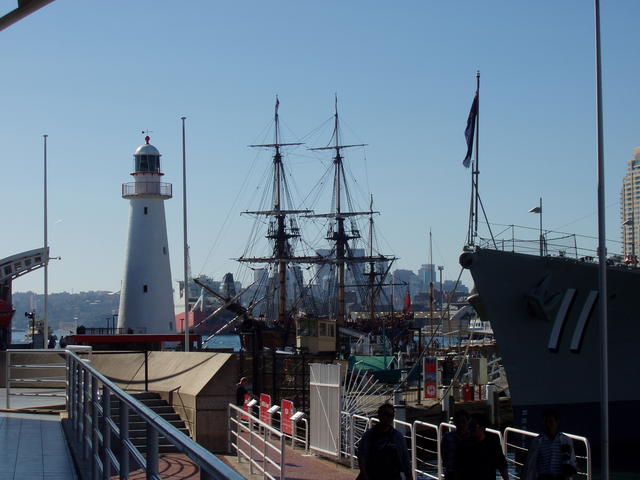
[357,403,413,480]
[456,413,508,480]
[522,409,577,480]
[235,377,250,407]
[441,409,471,480]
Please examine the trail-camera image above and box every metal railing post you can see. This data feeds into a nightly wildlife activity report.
[349,414,355,469]
[438,422,450,480]
[411,421,417,478]
[227,404,232,454]
[102,384,111,480]
[119,402,129,480]
[249,416,254,475]
[280,433,286,480]
[66,353,71,416]
[91,378,100,479]
[72,358,79,436]
[146,425,159,478]
[83,369,90,460]
[5,350,10,409]
[144,351,149,392]
[236,408,242,463]
[262,422,268,479]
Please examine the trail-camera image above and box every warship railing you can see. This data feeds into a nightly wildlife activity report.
[227,402,286,480]
[66,350,244,480]
[504,427,591,480]
[476,223,614,260]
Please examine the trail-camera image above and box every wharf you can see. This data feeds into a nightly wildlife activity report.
[219,436,354,480]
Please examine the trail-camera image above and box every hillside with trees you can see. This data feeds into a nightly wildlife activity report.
[11,291,120,331]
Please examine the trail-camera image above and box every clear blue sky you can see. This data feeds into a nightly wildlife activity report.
[3,0,640,294]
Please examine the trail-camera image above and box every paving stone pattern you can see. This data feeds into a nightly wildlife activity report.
[0,412,77,480]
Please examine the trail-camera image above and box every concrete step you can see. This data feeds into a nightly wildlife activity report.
[109,413,184,424]
[127,427,190,439]
[101,391,191,454]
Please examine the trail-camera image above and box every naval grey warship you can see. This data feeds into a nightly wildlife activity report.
[460,246,639,464]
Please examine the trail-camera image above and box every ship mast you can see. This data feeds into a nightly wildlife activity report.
[308,97,392,352]
[238,97,311,326]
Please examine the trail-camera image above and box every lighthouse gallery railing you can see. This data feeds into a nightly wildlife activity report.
[121,182,172,197]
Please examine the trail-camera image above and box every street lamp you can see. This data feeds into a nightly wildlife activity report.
[529,197,543,256]
[622,218,635,266]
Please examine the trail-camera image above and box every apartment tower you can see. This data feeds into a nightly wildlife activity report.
[621,147,640,260]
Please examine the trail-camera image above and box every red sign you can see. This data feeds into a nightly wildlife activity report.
[259,393,271,425]
[281,399,294,435]
[423,357,437,399]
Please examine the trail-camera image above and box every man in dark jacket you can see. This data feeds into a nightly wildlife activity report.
[357,403,413,480]
[456,413,508,480]
[442,409,471,480]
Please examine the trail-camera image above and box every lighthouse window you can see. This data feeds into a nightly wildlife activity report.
[135,155,160,173]
[163,246,167,255]
[143,285,148,293]
[144,207,148,215]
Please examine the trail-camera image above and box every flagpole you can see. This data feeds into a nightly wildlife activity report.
[468,148,475,245]
[43,134,48,349]
[181,116,189,352]
[473,71,480,239]
[594,0,609,478]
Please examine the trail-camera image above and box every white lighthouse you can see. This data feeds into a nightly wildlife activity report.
[118,136,176,334]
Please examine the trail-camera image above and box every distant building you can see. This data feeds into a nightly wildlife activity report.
[443,280,469,295]
[418,264,436,291]
[621,147,640,258]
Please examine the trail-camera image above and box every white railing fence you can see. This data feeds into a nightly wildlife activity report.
[414,420,440,479]
[227,403,286,480]
[338,413,592,480]
[270,409,309,451]
[340,412,371,469]
[5,347,91,408]
[504,427,592,480]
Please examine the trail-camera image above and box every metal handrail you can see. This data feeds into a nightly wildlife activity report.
[228,402,286,480]
[340,412,592,480]
[503,427,591,480]
[5,348,75,408]
[66,350,243,480]
[414,420,440,480]
[272,410,309,450]
[341,412,371,468]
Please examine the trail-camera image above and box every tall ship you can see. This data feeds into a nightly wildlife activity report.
[232,98,395,354]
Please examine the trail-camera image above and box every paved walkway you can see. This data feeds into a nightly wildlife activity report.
[221,432,355,480]
[0,412,77,480]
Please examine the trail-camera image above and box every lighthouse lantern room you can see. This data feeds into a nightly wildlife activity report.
[118,136,176,334]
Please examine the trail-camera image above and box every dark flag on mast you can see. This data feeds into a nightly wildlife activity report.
[463,92,478,168]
